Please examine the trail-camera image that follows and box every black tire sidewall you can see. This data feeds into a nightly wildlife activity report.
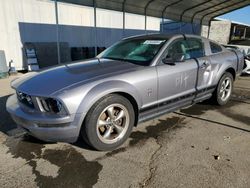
[82,94,135,151]
[216,72,233,106]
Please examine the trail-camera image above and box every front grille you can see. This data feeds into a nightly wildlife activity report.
[16,91,34,108]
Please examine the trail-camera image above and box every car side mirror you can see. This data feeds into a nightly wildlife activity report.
[162,57,175,65]
[162,53,185,65]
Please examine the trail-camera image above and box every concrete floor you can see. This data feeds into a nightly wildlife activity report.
[0,74,249,188]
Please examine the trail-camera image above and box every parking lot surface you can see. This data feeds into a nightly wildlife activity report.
[0,74,249,188]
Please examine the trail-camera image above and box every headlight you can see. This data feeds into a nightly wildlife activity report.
[38,97,67,115]
[16,91,34,108]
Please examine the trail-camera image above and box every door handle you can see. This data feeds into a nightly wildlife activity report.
[200,61,208,69]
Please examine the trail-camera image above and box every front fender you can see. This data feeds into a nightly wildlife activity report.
[76,80,142,115]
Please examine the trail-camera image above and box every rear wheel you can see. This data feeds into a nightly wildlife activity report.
[81,94,135,151]
[213,72,233,105]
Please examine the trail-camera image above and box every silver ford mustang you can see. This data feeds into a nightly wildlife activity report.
[6,34,244,150]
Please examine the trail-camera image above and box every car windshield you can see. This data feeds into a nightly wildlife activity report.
[100,38,167,66]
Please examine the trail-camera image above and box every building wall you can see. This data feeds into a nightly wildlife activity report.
[0,0,160,70]
[0,0,56,70]
[209,20,231,44]
[200,25,209,38]
[201,20,232,44]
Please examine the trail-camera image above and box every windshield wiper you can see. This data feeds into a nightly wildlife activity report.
[102,57,125,61]
[102,57,135,64]
[102,57,148,66]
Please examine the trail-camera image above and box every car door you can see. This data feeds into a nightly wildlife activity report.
[156,38,198,113]
[186,38,213,100]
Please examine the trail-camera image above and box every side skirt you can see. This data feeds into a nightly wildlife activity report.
[138,86,215,123]
[138,99,192,123]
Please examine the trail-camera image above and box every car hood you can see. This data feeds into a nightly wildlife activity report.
[12,58,139,96]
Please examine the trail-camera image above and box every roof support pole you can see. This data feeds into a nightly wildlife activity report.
[233,25,236,34]
[122,0,126,38]
[161,17,164,33]
[207,22,211,39]
[199,24,202,35]
[93,0,97,56]
[144,0,155,34]
[54,0,60,64]
[243,27,247,39]
[123,10,125,37]
[233,25,237,39]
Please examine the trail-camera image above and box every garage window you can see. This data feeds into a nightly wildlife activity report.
[210,42,222,54]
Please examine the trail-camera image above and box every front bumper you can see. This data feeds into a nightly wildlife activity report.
[6,94,85,143]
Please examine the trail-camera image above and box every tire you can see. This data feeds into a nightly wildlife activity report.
[213,72,234,106]
[81,94,135,151]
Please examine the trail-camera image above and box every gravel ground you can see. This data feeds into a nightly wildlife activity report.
[0,74,249,188]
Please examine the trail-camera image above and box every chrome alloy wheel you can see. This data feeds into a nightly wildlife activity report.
[96,104,130,144]
[219,77,232,101]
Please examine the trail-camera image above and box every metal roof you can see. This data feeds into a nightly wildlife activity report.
[58,0,250,25]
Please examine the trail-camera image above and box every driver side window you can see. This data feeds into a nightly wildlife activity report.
[166,39,191,61]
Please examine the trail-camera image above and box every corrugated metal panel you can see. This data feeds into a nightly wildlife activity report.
[58,0,250,25]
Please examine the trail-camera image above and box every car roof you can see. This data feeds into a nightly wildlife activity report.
[123,33,203,41]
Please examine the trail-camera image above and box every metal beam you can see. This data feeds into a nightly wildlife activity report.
[55,0,61,64]
[122,0,126,37]
[243,27,247,38]
[161,0,184,19]
[191,0,228,24]
[179,0,212,34]
[144,0,155,33]
[93,0,97,56]
[179,0,212,22]
[207,22,211,38]
[161,16,164,33]
[161,0,184,33]
[58,0,250,26]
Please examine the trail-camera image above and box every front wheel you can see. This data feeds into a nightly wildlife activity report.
[213,72,233,105]
[81,94,135,151]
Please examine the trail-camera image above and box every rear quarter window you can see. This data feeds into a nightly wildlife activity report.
[210,42,222,54]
